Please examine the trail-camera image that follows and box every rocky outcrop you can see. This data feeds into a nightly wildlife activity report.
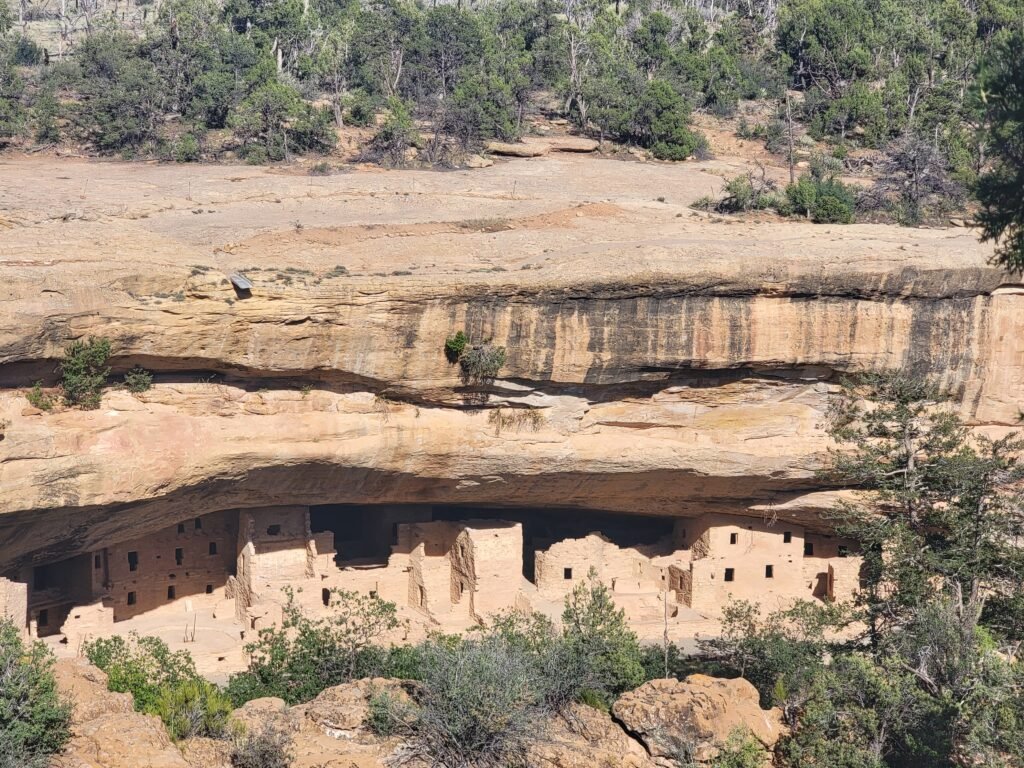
[51,659,190,768]
[531,702,657,768]
[50,664,782,768]
[612,675,786,764]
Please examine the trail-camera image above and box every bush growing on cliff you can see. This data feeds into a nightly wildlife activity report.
[230,724,294,768]
[459,341,507,383]
[59,337,111,409]
[123,365,153,393]
[0,618,72,768]
[25,381,54,411]
[444,330,468,363]
[154,678,234,741]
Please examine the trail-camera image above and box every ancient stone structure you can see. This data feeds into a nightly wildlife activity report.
[3,501,859,654]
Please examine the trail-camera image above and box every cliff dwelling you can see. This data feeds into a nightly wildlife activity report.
[0,502,861,673]
[0,156,1016,693]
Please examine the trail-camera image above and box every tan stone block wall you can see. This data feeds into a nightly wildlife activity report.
[0,577,27,634]
[461,522,523,620]
[105,510,237,621]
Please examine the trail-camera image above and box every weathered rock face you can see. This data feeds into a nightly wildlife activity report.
[52,659,191,768]
[612,675,786,764]
[0,155,1021,569]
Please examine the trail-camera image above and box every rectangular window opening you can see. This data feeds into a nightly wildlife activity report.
[94,554,101,569]
[563,567,573,580]
[127,551,139,572]
[724,568,735,582]
[205,584,214,594]
[765,565,774,578]
[838,545,849,558]
[38,609,49,627]
[175,548,184,566]
[177,523,185,534]
[194,518,202,530]
[729,533,738,545]
[127,592,137,606]
[208,542,218,556]
[804,542,814,557]
[266,525,281,536]
[783,531,792,543]
[167,586,176,600]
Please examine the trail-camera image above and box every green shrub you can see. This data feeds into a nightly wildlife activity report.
[12,35,42,66]
[812,191,855,224]
[634,79,706,161]
[401,635,549,768]
[784,173,857,224]
[154,678,233,741]
[365,689,407,737]
[230,725,293,768]
[84,633,202,715]
[173,133,202,162]
[444,330,468,363]
[123,366,153,393]
[710,728,768,768]
[345,90,377,127]
[369,97,419,166]
[26,381,54,411]
[459,342,506,382]
[562,571,646,708]
[226,587,403,706]
[0,618,72,768]
[59,337,111,409]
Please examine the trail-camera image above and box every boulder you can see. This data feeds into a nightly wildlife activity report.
[485,141,549,157]
[465,154,494,168]
[52,659,190,768]
[298,677,414,737]
[611,675,786,764]
[530,702,656,768]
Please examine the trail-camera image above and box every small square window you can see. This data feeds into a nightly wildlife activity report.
[783,531,792,543]
[94,554,101,569]
[765,565,774,578]
[127,551,139,572]
[205,584,214,594]
[127,592,137,606]
[167,586,176,600]
[175,548,184,566]
[266,525,281,536]
[804,542,814,556]
[208,542,218,556]
[177,523,185,534]
[724,568,735,582]
[194,518,202,530]
[563,567,573,580]
[38,609,49,627]
[838,545,849,558]
[729,533,738,545]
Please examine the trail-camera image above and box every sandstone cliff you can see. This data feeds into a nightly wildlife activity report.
[0,154,1020,569]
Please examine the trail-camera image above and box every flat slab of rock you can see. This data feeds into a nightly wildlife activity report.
[524,136,600,153]
[612,674,786,764]
[485,141,549,157]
